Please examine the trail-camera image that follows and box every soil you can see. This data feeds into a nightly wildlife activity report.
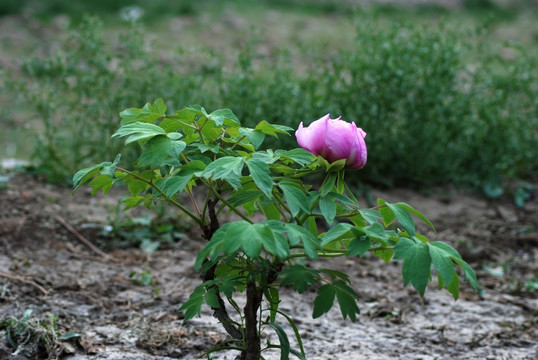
[0,172,536,360]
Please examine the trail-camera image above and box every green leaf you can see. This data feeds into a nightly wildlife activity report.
[321,223,355,246]
[428,243,457,289]
[125,99,166,123]
[241,223,287,259]
[138,136,186,168]
[393,237,431,296]
[238,223,265,259]
[280,148,315,166]
[267,323,291,360]
[260,201,281,221]
[378,198,395,227]
[72,154,121,191]
[119,107,142,125]
[58,333,82,340]
[279,265,319,293]
[318,269,350,283]
[201,156,245,190]
[229,190,264,207]
[219,275,243,299]
[157,174,193,198]
[240,128,265,149]
[429,241,461,259]
[363,223,389,242]
[195,143,220,153]
[122,196,145,211]
[380,200,416,236]
[320,173,337,197]
[124,174,150,196]
[453,257,478,292]
[358,209,381,225]
[319,197,336,225]
[255,120,292,137]
[221,221,252,257]
[396,202,436,232]
[259,224,290,259]
[445,272,461,300]
[347,236,371,257]
[112,122,166,144]
[272,310,306,359]
[333,280,360,322]
[307,215,318,236]
[178,285,206,321]
[246,158,274,198]
[252,150,279,164]
[265,287,280,323]
[373,249,394,263]
[285,223,320,259]
[279,183,310,217]
[208,108,240,126]
[205,288,221,308]
[194,221,250,270]
[100,154,121,177]
[88,174,114,195]
[312,284,335,318]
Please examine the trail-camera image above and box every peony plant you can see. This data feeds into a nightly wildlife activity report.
[74,100,477,360]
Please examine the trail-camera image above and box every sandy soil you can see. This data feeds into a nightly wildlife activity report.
[0,173,536,360]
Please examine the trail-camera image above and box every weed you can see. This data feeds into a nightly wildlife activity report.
[0,309,80,360]
[101,201,187,252]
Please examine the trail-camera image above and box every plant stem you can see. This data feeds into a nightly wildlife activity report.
[241,280,262,360]
[205,180,254,224]
[116,167,204,226]
[288,246,395,259]
[201,198,243,341]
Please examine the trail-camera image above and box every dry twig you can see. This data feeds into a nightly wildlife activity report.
[0,272,48,296]
[54,215,113,260]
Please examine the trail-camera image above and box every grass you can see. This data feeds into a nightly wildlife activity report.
[0,0,536,189]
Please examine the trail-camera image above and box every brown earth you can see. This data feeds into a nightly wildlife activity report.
[0,173,536,360]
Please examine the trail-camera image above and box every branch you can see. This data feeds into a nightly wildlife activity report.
[0,272,48,296]
[55,215,112,260]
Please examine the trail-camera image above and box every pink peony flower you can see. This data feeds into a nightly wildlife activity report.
[296,114,367,169]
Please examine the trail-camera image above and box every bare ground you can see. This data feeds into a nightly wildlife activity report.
[0,173,536,360]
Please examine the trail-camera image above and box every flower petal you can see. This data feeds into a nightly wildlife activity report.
[295,114,329,155]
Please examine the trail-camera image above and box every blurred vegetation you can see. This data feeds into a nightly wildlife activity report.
[1,0,536,190]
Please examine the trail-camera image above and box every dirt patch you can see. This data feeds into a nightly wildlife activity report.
[0,173,537,360]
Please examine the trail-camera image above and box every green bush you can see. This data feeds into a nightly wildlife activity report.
[216,22,537,187]
[8,15,537,188]
[11,17,207,182]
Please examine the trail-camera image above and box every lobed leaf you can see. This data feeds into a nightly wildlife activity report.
[201,156,245,190]
[319,196,336,225]
[333,280,360,322]
[279,265,320,293]
[393,237,431,296]
[246,158,274,198]
[285,223,320,259]
[112,122,166,145]
[312,284,335,318]
[279,183,310,217]
[138,136,186,169]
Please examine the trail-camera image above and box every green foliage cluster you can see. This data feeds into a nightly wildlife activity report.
[218,23,537,188]
[6,15,537,188]
[9,18,206,182]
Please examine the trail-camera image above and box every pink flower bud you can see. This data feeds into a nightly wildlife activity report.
[296,114,367,169]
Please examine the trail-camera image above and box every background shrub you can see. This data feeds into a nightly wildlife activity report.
[4,7,537,189]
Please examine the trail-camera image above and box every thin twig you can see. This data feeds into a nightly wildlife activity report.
[54,215,112,260]
[0,272,48,296]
